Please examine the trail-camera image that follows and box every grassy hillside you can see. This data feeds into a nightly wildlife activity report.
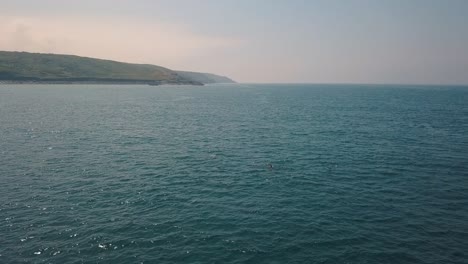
[0,51,201,85]
[176,71,235,84]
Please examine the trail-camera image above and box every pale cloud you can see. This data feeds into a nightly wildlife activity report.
[0,15,243,67]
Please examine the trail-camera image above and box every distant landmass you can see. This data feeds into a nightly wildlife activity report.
[175,71,235,84]
[0,51,235,85]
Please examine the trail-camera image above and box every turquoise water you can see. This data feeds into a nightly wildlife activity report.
[1,84,467,263]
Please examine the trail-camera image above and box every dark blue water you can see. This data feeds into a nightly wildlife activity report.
[1,84,468,263]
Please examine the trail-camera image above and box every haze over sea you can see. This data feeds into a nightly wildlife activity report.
[1,84,467,263]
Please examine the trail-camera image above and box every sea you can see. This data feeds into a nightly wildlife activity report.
[1,84,467,264]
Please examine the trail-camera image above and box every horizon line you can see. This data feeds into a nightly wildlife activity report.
[239,82,468,87]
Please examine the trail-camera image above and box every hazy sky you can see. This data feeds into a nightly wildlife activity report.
[1,0,468,84]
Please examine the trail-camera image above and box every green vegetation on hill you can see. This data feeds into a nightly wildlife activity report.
[0,51,235,85]
[175,71,235,84]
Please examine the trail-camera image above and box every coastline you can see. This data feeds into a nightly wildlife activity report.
[0,79,204,86]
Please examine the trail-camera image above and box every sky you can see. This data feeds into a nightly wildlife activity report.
[1,0,467,84]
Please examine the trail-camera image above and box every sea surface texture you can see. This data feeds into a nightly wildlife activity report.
[1,84,467,264]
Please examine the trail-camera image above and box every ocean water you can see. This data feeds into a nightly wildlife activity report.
[1,84,467,264]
